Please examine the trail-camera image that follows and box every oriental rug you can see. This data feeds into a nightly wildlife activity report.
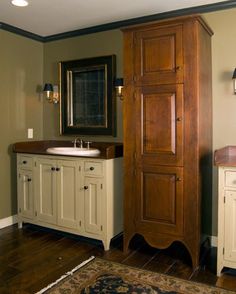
[38,257,234,294]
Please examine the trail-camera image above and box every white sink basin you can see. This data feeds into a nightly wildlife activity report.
[46,147,100,156]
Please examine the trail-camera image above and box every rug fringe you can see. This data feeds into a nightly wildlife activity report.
[35,255,95,294]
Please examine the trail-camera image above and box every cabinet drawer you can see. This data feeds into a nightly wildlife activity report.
[225,170,236,188]
[18,155,33,169]
[84,161,103,176]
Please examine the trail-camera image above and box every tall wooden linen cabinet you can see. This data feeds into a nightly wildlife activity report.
[122,15,213,268]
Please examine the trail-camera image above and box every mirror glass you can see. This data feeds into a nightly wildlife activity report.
[60,55,116,136]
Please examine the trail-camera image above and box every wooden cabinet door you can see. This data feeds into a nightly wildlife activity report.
[57,160,80,230]
[135,84,183,166]
[224,190,236,261]
[84,177,103,235]
[134,24,183,86]
[18,169,34,219]
[35,158,57,224]
[135,165,183,236]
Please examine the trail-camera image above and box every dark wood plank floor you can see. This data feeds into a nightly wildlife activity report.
[0,224,236,293]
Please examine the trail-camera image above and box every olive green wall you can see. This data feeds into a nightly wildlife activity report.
[0,30,43,219]
[2,8,236,239]
[43,29,123,142]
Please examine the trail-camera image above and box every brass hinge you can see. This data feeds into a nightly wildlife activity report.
[35,211,37,217]
[101,183,103,189]
[101,225,103,231]
[35,162,36,167]
[79,220,81,226]
[223,247,225,255]
[79,166,81,172]
[224,196,226,204]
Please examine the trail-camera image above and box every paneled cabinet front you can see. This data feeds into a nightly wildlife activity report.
[35,158,80,229]
[17,154,123,250]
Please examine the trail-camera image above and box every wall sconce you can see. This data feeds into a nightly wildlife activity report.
[233,69,236,94]
[43,83,59,104]
[114,78,124,100]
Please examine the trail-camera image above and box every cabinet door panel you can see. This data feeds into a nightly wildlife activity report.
[224,190,236,261]
[135,166,183,236]
[18,170,34,219]
[36,158,57,224]
[134,24,183,85]
[57,160,79,229]
[84,177,103,235]
[136,84,183,166]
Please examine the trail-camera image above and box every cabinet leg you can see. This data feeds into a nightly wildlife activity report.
[18,221,23,229]
[103,239,111,251]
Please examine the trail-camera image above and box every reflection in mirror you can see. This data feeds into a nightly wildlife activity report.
[60,55,116,136]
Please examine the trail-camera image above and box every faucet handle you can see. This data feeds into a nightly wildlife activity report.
[85,141,92,149]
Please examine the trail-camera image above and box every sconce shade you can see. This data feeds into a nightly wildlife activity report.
[114,78,124,87]
[43,83,53,92]
[233,68,236,79]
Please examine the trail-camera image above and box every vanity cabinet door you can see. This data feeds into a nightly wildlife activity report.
[35,158,57,225]
[18,169,34,219]
[57,160,81,230]
[84,176,103,235]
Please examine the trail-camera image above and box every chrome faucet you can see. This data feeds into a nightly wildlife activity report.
[73,138,83,148]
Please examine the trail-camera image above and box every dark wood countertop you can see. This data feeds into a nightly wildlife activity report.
[214,146,236,167]
[13,140,123,160]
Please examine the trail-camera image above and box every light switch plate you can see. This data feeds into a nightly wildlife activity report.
[27,128,33,139]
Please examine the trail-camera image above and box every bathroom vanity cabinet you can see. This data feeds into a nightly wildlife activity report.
[17,152,123,250]
[215,146,236,275]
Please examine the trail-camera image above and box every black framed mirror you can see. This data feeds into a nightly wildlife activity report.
[60,55,116,136]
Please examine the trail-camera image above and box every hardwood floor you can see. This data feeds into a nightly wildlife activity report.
[0,224,235,293]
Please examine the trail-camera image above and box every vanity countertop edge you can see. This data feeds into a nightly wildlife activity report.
[13,140,123,159]
[214,146,236,167]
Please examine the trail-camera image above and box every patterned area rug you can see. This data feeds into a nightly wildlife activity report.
[44,258,233,294]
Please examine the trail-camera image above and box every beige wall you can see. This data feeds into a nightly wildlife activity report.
[0,31,43,218]
[204,8,236,236]
[43,30,123,142]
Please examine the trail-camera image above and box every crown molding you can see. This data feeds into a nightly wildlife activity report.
[0,0,236,43]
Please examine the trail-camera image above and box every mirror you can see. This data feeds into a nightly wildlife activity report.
[60,55,116,136]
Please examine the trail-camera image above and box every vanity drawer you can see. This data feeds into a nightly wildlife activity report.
[18,155,33,169]
[84,161,103,176]
[225,170,236,188]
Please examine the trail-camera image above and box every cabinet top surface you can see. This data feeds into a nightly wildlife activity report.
[13,140,123,160]
[214,146,236,167]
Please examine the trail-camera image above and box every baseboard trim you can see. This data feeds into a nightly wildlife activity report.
[201,234,218,247]
[0,215,18,229]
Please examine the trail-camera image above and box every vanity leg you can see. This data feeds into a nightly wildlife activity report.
[103,239,111,251]
[18,221,23,229]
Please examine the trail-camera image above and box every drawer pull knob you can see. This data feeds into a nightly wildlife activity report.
[56,167,60,171]
[27,178,32,182]
[22,161,27,164]
[84,186,89,190]
[90,167,94,171]
[51,167,55,171]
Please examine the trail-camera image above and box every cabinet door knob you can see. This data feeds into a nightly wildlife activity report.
[56,167,60,171]
[89,167,94,171]
[22,160,27,164]
[27,178,32,182]
[176,117,182,122]
[51,167,55,171]
[176,177,182,181]
[84,186,89,190]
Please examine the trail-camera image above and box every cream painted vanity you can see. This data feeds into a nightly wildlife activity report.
[14,141,123,250]
[215,146,236,275]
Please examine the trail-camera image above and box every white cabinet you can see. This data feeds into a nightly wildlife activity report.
[217,166,236,275]
[17,153,123,250]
